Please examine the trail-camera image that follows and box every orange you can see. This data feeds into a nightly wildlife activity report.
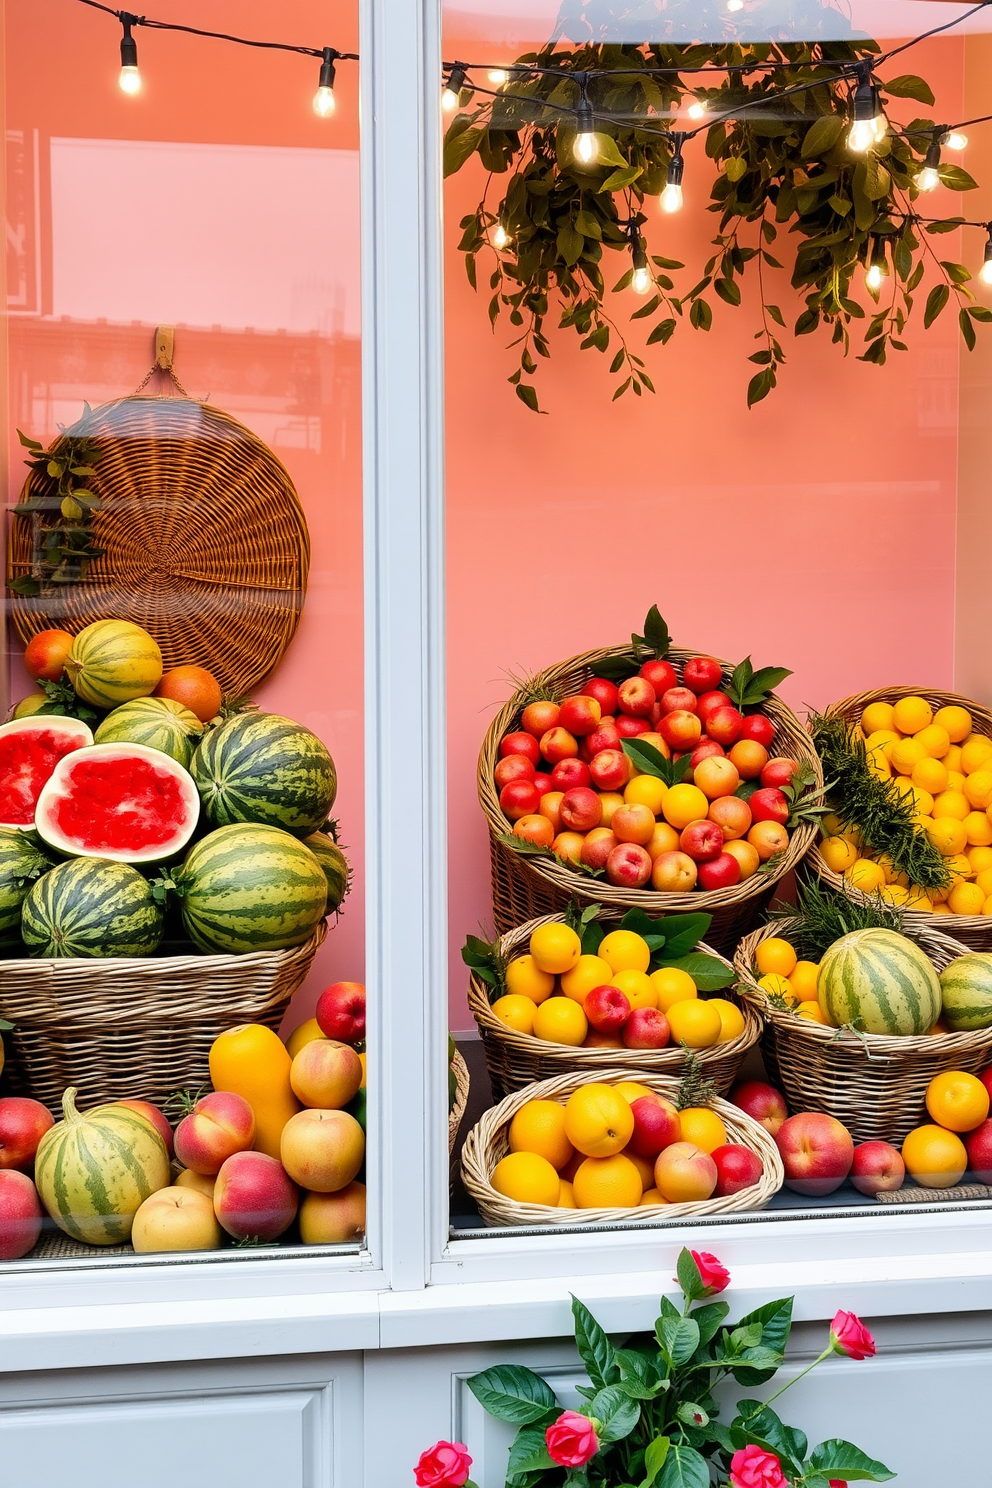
[820,835,859,874]
[944,744,964,772]
[961,734,992,775]
[561,954,615,1004]
[564,1084,635,1157]
[285,1018,326,1059]
[890,737,926,776]
[748,821,789,860]
[843,859,886,894]
[927,818,968,857]
[707,998,746,1043]
[624,775,668,814]
[614,1081,654,1105]
[638,1188,667,1206]
[901,1125,968,1188]
[925,1070,990,1131]
[911,757,948,796]
[755,937,798,977]
[492,994,537,1034]
[513,815,556,849]
[625,1150,657,1190]
[935,705,973,743]
[947,771,967,794]
[861,701,896,734]
[557,1180,577,1208]
[505,955,556,1005]
[598,791,625,827]
[598,930,651,975]
[667,999,722,1048]
[879,885,912,907]
[797,1000,829,1024]
[209,1023,300,1160]
[932,790,970,823]
[964,811,992,848]
[866,752,892,782]
[572,1154,643,1208]
[865,729,900,763]
[964,770,992,810]
[552,832,585,864]
[491,1151,560,1206]
[892,695,933,735]
[758,972,799,1007]
[945,853,974,883]
[154,664,223,723]
[678,1107,728,1153]
[539,791,564,831]
[661,783,710,830]
[529,922,582,975]
[724,839,760,879]
[976,867,992,898]
[789,960,820,1000]
[915,724,951,760]
[509,1100,575,1169]
[649,966,698,1012]
[610,968,657,1010]
[968,845,992,875]
[877,853,909,887]
[910,787,934,817]
[533,997,587,1046]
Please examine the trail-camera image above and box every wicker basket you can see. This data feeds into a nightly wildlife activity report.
[461,1066,783,1228]
[479,642,822,955]
[734,917,992,1143]
[0,923,326,1112]
[810,687,992,952]
[448,1047,470,1154]
[468,913,762,1101]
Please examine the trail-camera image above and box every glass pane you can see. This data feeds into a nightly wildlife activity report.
[444,0,992,1236]
[2,0,366,1265]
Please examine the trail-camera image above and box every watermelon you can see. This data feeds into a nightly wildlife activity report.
[0,716,93,830]
[35,1087,171,1244]
[0,828,51,945]
[817,928,941,1036]
[21,857,164,958]
[192,712,337,838]
[95,696,203,768]
[35,742,200,863]
[174,823,327,953]
[939,953,992,1031]
[305,831,350,912]
[65,619,163,709]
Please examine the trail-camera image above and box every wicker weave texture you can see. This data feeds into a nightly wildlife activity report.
[7,395,311,696]
[734,917,992,1143]
[0,923,326,1112]
[468,913,762,1101]
[448,1048,470,1154]
[461,1066,783,1228]
[810,687,992,952]
[478,643,822,956]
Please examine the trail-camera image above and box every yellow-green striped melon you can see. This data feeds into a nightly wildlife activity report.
[940,953,992,1031]
[817,928,941,1036]
[65,620,163,709]
[34,1087,171,1244]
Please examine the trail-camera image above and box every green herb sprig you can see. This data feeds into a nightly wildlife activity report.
[771,874,905,961]
[9,422,105,597]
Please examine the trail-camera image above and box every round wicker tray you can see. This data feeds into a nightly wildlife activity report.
[448,1047,470,1154]
[6,392,310,696]
[468,913,762,1101]
[461,1066,783,1228]
[734,917,992,1143]
[809,686,992,952]
[478,642,822,955]
[0,922,326,1112]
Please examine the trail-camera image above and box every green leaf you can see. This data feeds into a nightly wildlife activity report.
[938,163,978,192]
[557,224,584,266]
[655,1443,709,1488]
[621,738,672,781]
[801,115,844,159]
[655,953,733,991]
[466,1364,559,1425]
[924,283,950,328]
[690,1300,730,1347]
[589,1385,640,1442]
[729,1298,793,1384]
[960,306,977,351]
[746,368,774,408]
[676,1247,704,1302]
[646,319,676,346]
[742,665,792,703]
[807,1440,896,1481]
[715,278,742,307]
[515,384,543,414]
[443,124,484,177]
[571,1295,617,1390]
[689,298,712,331]
[599,165,642,193]
[642,1436,670,1487]
[733,1402,806,1472]
[656,1315,699,1368]
[16,428,43,449]
[640,605,671,658]
[614,1349,666,1401]
[506,1424,555,1477]
[880,73,934,105]
[654,914,710,958]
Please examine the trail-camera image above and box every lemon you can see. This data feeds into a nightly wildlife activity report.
[914,724,951,759]
[820,836,859,874]
[678,1107,727,1152]
[910,786,934,816]
[866,753,892,782]
[707,998,746,1043]
[877,853,909,887]
[558,1180,577,1208]
[927,817,968,856]
[948,881,986,916]
[667,999,723,1047]
[509,1100,575,1169]
[754,937,798,977]
[945,853,974,881]
[844,858,886,894]
[892,695,933,735]
[865,729,901,762]
[624,775,668,814]
[529,922,582,975]
[491,1151,560,1206]
[968,845,992,875]
[879,883,912,906]
[789,960,820,1000]
[638,1188,667,1207]
[505,954,556,1005]
[976,867,992,897]
[286,1018,326,1059]
[890,737,927,776]
[614,1081,654,1105]
[965,811,992,847]
[757,971,798,1006]
[901,1125,967,1188]
[961,735,992,775]
[797,1000,829,1023]
[572,1154,643,1209]
[944,744,964,772]
[598,929,651,975]
[561,954,615,1004]
[861,701,896,734]
[533,997,588,1046]
[661,783,710,830]
[649,966,698,1012]
[935,705,973,744]
[492,994,536,1034]
[610,968,657,1010]
[964,770,992,811]
[947,771,966,793]
[911,757,948,795]
[933,790,970,822]
[564,1084,634,1157]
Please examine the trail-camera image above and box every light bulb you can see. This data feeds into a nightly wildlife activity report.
[945,132,968,151]
[442,87,460,112]
[661,142,685,213]
[848,118,875,153]
[314,49,337,118]
[443,63,468,112]
[727,0,744,11]
[313,86,336,117]
[865,263,884,292]
[491,223,510,250]
[916,165,939,192]
[119,65,142,95]
[632,265,652,295]
[660,183,683,213]
[873,114,887,143]
[849,67,884,152]
[488,69,509,86]
[981,259,992,287]
[575,131,599,165]
[119,17,141,96]
[687,99,708,120]
[574,91,598,166]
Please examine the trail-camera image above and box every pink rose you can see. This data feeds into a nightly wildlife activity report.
[730,1445,788,1488]
[545,1410,599,1468]
[829,1309,876,1360]
[414,1441,472,1487]
[692,1249,730,1295]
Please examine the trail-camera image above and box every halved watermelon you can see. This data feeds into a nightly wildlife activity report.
[35,742,200,864]
[0,716,94,831]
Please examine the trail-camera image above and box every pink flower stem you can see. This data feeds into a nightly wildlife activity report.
[758,1347,833,1409]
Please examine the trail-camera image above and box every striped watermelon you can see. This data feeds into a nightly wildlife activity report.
[35,743,200,863]
[304,831,350,912]
[0,828,50,945]
[0,715,93,830]
[65,619,163,709]
[939,953,992,1031]
[192,713,337,838]
[21,857,164,958]
[95,696,203,768]
[35,1087,171,1244]
[175,823,327,953]
[818,928,941,1036]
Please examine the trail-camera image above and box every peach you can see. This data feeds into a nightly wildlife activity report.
[761,757,799,790]
[540,726,579,763]
[693,756,741,801]
[750,787,790,825]
[729,740,770,780]
[606,842,652,888]
[0,1097,54,1171]
[559,695,602,737]
[697,852,743,890]
[623,1008,670,1048]
[646,821,681,860]
[639,659,677,695]
[174,1091,256,1175]
[550,758,591,792]
[581,827,618,869]
[618,677,656,718]
[723,839,761,879]
[501,731,541,765]
[651,851,698,892]
[708,795,752,841]
[500,779,540,820]
[280,1108,365,1193]
[612,803,656,846]
[589,749,630,792]
[706,706,745,746]
[684,657,723,694]
[598,791,625,827]
[711,1144,763,1197]
[616,715,650,739]
[690,740,725,768]
[748,820,790,861]
[586,677,620,715]
[850,1141,906,1196]
[584,722,622,759]
[299,1182,367,1244]
[697,691,732,726]
[740,714,776,749]
[584,985,632,1034]
[729,1080,788,1135]
[174,1168,217,1200]
[679,820,725,863]
[0,1170,43,1260]
[131,1185,222,1253]
[775,1112,854,1196]
[539,791,565,833]
[654,1141,718,1202]
[553,831,586,864]
[628,1094,680,1155]
[494,754,536,790]
[560,787,603,833]
[658,710,702,751]
[290,1039,364,1110]
[659,686,698,716]
[213,1151,299,1241]
[522,700,560,737]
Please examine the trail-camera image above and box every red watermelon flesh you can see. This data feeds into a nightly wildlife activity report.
[35,742,200,863]
[0,717,94,829]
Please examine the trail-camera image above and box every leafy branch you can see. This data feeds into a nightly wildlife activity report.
[9,419,106,597]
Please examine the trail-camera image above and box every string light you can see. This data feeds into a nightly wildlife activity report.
[660,134,685,213]
[443,63,469,112]
[313,47,337,117]
[726,0,745,12]
[916,134,942,192]
[626,221,651,294]
[488,68,509,86]
[687,97,708,120]
[491,222,511,250]
[865,238,889,295]
[981,226,992,286]
[944,131,969,150]
[574,76,599,166]
[848,63,886,152]
[118,11,141,95]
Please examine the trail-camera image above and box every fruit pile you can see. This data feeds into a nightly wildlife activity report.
[496,655,806,894]
[0,620,349,958]
[820,695,992,916]
[488,920,743,1052]
[491,1080,766,1211]
[0,981,369,1259]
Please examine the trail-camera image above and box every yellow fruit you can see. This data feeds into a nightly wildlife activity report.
[877,853,909,888]
[901,1125,967,1188]
[624,775,668,814]
[678,1107,728,1153]
[611,968,657,1010]
[945,853,974,882]
[927,817,969,857]
[614,1081,654,1105]
[359,1052,367,1089]
[286,1018,326,1059]
[564,1084,635,1157]
[890,737,927,776]
[843,859,886,894]
[557,1180,577,1208]
[910,786,934,816]
[962,735,992,774]
[572,1153,643,1209]
[533,997,588,1046]
[755,937,798,977]
[944,744,964,771]
[821,812,859,840]
[789,960,820,1000]
[879,884,912,907]
[492,994,537,1035]
[661,783,710,830]
[529,922,582,975]
[948,882,986,917]
[561,954,616,1004]
[947,771,966,793]
[892,695,933,735]
[638,1188,667,1207]
[209,1023,300,1161]
[964,770,992,810]
[904,885,935,910]
[797,1000,829,1024]
[932,903,953,915]
[598,930,651,975]
[667,999,723,1048]
[491,1151,561,1206]
[926,1070,990,1132]
[509,1100,575,1169]
[915,724,951,760]
[866,753,891,782]
[599,792,625,827]
[861,701,896,734]
[969,846,992,874]
[932,790,970,822]
[911,757,948,795]
[983,898,992,917]
[964,811,992,848]
[758,972,798,1006]
[625,1150,657,1190]
[707,998,746,1043]
[935,705,973,744]
[820,836,859,874]
[650,966,698,1012]
[505,954,556,1005]
[976,867,992,897]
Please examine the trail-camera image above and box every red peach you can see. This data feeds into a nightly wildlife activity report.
[612,803,656,846]
[290,1040,363,1110]
[586,677,620,715]
[697,852,743,890]
[628,1094,680,1155]
[729,1080,788,1136]
[623,1009,672,1051]
[532,773,554,797]
[560,787,603,833]
[761,757,799,791]
[552,832,586,864]
[521,700,560,738]
[679,820,725,863]
[693,756,740,801]
[0,1097,55,1171]
[646,821,681,860]
[581,827,619,870]
[965,1120,992,1184]
[690,740,725,768]
[850,1141,906,1196]
[750,787,790,826]
[712,1143,764,1197]
[118,1099,174,1158]
[615,715,650,739]
[706,706,745,746]
[584,985,631,1034]
[213,1151,299,1241]
[684,657,724,694]
[775,1112,854,1196]
[660,687,698,716]
[696,691,732,726]
[977,1067,992,1104]
[500,731,541,765]
[639,659,677,696]
[740,714,776,749]
[618,677,656,718]
[559,695,602,737]
[658,711,702,751]
[0,1170,43,1260]
[651,851,698,892]
[540,726,579,764]
[317,980,367,1044]
[582,1032,625,1049]
[585,722,622,758]
[174,1091,256,1176]
[590,749,630,792]
[724,840,761,880]
[499,779,541,821]
[654,1142,718,1202]
[708,796,752,841]
[550,758,592,792]
[539,791,565,834]
[606,843,652,888]
[729,740,770,780]
[494,754,536,790]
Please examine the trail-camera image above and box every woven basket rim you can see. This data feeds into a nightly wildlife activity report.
[478,640,822,913]
[0,920,327,980]
[461,1065,783,1227]
[448,1047,471,1154]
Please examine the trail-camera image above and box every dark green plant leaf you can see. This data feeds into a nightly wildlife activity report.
[506,1424,556,1477]
[676,1247,703,1303]
[733,1402,806,1472]
[654,914,710,958]
[656,1315,700,1369]
[643,1436,671,1486]
[728,1298,793,1384]
[690,1300,730,1347]
[589,1384,641,1442]
[807,1440,897,1481]
[801,115,845,159]
[939,163,978,192]
[880,73,934,104]
[924,283,950,328]
[655,953,733,991]
[572,1294,618,1390]
[655,1443,709,1488]
[466,1364,559,1424]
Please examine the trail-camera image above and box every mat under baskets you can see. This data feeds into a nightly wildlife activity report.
[0,922,326,1112]
[461,1066,783,1228]
[734,917,992,1143]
